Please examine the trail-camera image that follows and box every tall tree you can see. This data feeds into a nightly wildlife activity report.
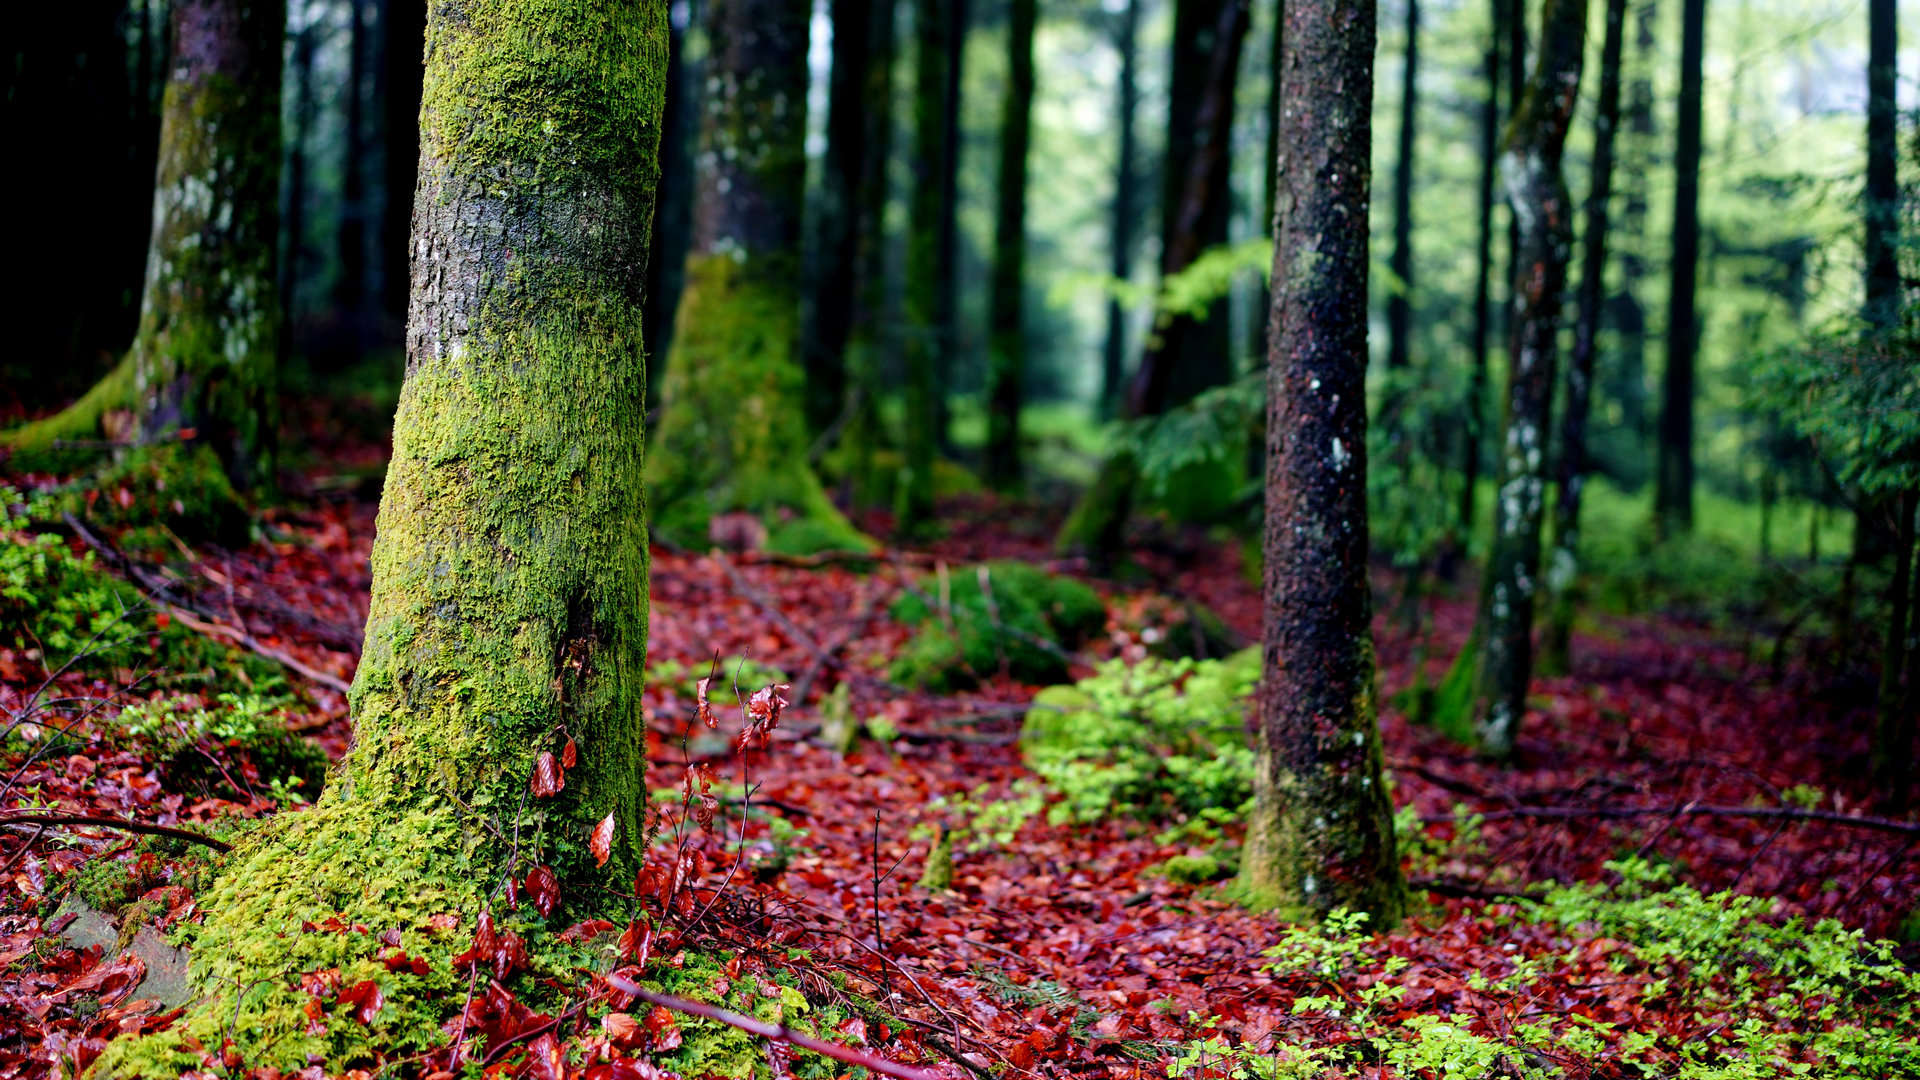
[1101,0,1141,419]
[839,0,900,507]
[1237,0,1403,923]
[984,0,1037,490]
[806,0,877,436]
[1864,0,1899,331]
[1655,0,1705,535]
[378,0,427,327]
[1437,0,1588,758]
[1462,0,1505,529]
[1606,0,1654,464]
[4,0,283,492]
[651,0,870,554]
[643,0,700,410]
[338,0,371,323]
[1249,0,1283,363]
[95,2,667,1073]
[1541,0,1627,674]
[1385,0,1419,374]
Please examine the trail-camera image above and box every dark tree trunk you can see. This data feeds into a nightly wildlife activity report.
[984,0,1037,491]
[1462,0,1503,530]
[378,0,425,327]
[901,0,962,535]
[337,0,370,323]
[1655,0,1704,535]
[1237,0,1403,924]
[840,0,898,507]
[281,10,317,352]
[1875,489,1917,804]
[1441,0,1587,758]
[807,0,875,436]
[1057,0,1250,563]
[1542,0,1627,675]
[1607,0,1654,463]
[1865,0,1899,331]
[89,6,671,1071]
[644,0,700,413]
[1386,0,1419,373]
[1157,0,1242,407]
[933,0,969,452]
[1102,0,1141,420]
[1248,0,1283,364]
[652,0,868,554]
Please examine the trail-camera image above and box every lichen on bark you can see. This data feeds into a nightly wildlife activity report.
[90,2,668,1073]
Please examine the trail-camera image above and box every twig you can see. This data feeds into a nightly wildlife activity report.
[606,977,942,1080]
[1424,803,1920,836]
[0,811,231,852]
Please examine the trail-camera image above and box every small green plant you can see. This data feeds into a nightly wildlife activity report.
[914,779,1048,855]
[116,693,328,803]
[888,561,1106,690]
[1021,649,1259,824]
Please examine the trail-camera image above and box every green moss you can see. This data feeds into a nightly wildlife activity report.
[1151,853,1227,885]
[0,355,137,472]
[650,256,875,556]
[65,443,251,544]
[888,561,1105,688]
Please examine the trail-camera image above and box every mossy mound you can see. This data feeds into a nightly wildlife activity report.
[1128,595,1245,661]
[887,561,1105,689]
[64,442,251,544]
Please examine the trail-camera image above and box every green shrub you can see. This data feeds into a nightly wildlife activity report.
[1021,648,1259,823]
[888,561,1105,689]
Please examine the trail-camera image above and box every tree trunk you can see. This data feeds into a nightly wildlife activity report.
[1655,0,1704,535]
[643,0,700,414]
[652,0,870,555]
[1437,0,1587,758]
[1236,0,1403,925]
[984,0,1037,491]
[93,4,666,1074]
[840,0,899,508]
[1541,0,1627,675]
[338,0,370,325]
[1462,0,1503,530]
[807,0,875,437]
[1248,0,1283,365]
[1385,0,1419,373]
[378,0,426,328]
[900,0,961,535]
[1101,0,1141,420]
[1874,488,1916,804]
[1865,0,1899,333]
[933,0,970,452]
[1058,0,1249,564]
[1606,0,1653,472]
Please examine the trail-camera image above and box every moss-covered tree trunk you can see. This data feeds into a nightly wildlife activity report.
[1437,0,1586,758]
[94,4,667,1073]
[4,0,281,490]
[651,0,870,555]
[983,0,1036,492]
[841,0,899,508]
[1235,0,1403,925]
[1654,0,1704,535]
[1542,0,1627,675]
[900,0,961,536]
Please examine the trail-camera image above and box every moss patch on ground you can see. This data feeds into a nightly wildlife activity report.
[888,561,1106,689]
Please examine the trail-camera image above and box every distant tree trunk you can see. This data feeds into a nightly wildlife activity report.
[933,0,969,452]
[1437,0,1587,758]
[1157,0,1242,406]
[901,0,961,535]
[282,8,317,351]
[1248,0,1283,364]
[1541,0,1627,675]
[652,0,869,555]
[5,0,283,492]
[984,0,1037,491]
[1875,489,1916,803]
[91,6,668,1072]
[1385,0,1419,373]
[1655,0,1704,535]
[1236,0,1403,925]
[1865,0,1899,332]
[338,0,370,323]
[841,0,898,508]
[1462,0,1503,530]
[1503,0,1526,345]
[379,0,426,329]
[1057,0,1250,565]
[807,0,875,437]
[1607,0,1653,466]
[1101,0,1141,419]
[644,0,700,413]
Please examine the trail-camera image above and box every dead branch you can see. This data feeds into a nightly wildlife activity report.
[1424,802,1920,836]
[0,811,232,852]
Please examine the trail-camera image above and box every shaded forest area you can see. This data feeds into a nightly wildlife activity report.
[2,0,1918,1078]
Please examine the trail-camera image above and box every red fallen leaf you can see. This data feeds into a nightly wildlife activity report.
[836,1015,868,1045]
[1008,1041,1036,1070]
[644,1005,682,1052]
[56,953,145,1006]
[591,811,617,867]
[154,612,170,630]
[337,980,384,1025]
[525,863,562,917]
[530,752,564,797]
[558,918,615,943]
[380,948,431,976]
[426,913,461,934]
[525,1032,564,1080]
[695,676,717,728]
[618,918,654,967]
[561,738,578,769]
[602,1010,639,1045]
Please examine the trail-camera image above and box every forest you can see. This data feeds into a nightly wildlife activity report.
[1,0,1917,1076]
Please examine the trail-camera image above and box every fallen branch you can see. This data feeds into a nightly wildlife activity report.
[607,975,942,1080]
[1423,803,1920,836]
[0,811,232,852]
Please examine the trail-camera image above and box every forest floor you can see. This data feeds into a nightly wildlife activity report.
[2,423,1917,1078]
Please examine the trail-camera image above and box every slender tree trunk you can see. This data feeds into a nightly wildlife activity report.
[379,0,426,329]
[1248,0,1284,365]
[1542,0,1627,675]
[1438,0,1587,758]
[644,0,700,413]
[984,0,1036,490]
[1655,0,1704,535]
[1874,489,1916,804]
[653,0,868,555]
[807,0,875,437]
[1102,0,1141,420]
[1608,0,1653,467]
[281,7,316,357]
[1462,0,1503,530]
[1058,0,1250,564]
[94,3,667,1074]
[1503,0,1526,346]
[901,0,958,535]
[1386,0,1419,373]
[933,0,969,452]
[1237,0,1403,924]
[841,0,898,507]
[338,0,369,323]
[1865,0,1899,332]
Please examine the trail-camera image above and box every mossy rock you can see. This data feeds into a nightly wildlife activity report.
[888,561,1106,689]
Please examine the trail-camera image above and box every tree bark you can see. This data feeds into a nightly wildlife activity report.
[1864,0,1899,333]
[840,0,899,508]
[807,0,875,437]
[652,0,870,555]
[1439,0,1587,758]
[900,0,962,536]
[643,0,699,414]
[1462,0,1504,530]
[1386,0,1419,373]
[1875,488,1916,804]
[1101,0,1141,420]
[378,0,426,328]
[1605,0,1653,472]
[93,3,667,1074]
[1236,0,1403,924]
[337,0,370,324]
[1542,0,1627,675]
[1655,0,1704,535]
[984,0,1037,491]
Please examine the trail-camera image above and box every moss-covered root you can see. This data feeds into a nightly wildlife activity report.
[0,356,136,472]
[650,256,875,557]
